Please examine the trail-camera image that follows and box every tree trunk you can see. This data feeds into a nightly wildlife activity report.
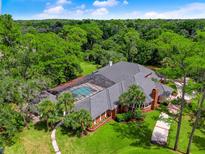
[174,74,187,151]
[22,113,27,127]
[186,91,205,154]
[46,118,49,131]
[25,114,29,129]
[81,121,85,137]
[65,102,68,115]
[20,105,28,128]
[132,104,135,113]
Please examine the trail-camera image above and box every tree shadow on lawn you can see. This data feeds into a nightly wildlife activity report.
[34,121,48,132]
[111,121,153,149]
[58,125,78,138]
[193,135,205,151]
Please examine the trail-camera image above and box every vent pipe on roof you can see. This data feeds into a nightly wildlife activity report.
[109,61,113,67]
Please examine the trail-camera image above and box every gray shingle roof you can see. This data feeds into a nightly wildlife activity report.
[75,97,91,113]
[73,62,173,119]
[107,82,123,109]
[96,62,140,83]
[90,90,110,119]
[46,62,173,120]
[134,73,156,105]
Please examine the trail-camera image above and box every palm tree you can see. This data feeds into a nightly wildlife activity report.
[119,85,145,117]
[38,99,56,130]
[58,92,74,115]
[64,109,92,136]
[78,110,92,135]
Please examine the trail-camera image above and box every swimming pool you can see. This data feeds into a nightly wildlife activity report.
[71,86,96,98]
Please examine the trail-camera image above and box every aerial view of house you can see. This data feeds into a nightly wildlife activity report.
[41,62,173,130]
[1,1,205,154]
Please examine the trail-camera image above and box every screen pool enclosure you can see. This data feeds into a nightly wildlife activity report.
[69,84,100,101]
[67,83,104,101]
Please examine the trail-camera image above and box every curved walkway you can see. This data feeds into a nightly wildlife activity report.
[51,122,63,154]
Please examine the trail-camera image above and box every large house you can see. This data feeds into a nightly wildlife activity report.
[40,62,173,131]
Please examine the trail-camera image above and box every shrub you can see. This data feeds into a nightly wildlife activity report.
[116,113,126,122]
[116,112,132,122]
[167,81,177,91]
[162,100,169,106]
[63,110,92,136]
[125,112,132,120]
[134,109,145,120]
[171,99,180,105]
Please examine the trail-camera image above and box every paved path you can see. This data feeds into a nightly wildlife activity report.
[51,122,63,154]
[51,129,61,154]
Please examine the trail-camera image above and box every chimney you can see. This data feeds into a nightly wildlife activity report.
[109,61,113,67]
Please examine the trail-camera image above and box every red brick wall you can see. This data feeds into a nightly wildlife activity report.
[142,105,152,112]
[96,116,101,123]
[101,112,106,119]
[107,110,112,117]
[112,109,116,118]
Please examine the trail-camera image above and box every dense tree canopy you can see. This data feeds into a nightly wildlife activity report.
[0,104,24,146]
[1,14,205,148]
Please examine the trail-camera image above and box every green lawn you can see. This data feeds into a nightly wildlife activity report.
[80,62,98,76]
[4,125,53,154]
[5,108,205,154]
[168,114,205,154]
[56,111,175,154]
[56,109,205,154]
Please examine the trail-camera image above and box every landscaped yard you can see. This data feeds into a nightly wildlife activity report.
[56,109,205,154]
[80,61,98,76]
[4,125,53,154]
[56,110,175,154]
[168,115,205,154]
[4,109,205,154]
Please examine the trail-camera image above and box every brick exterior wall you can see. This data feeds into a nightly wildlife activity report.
[151,89,159,110]
[112,109,116,118]
[96,116,101,124]
[142,105,152,112]
[89,88,161,132]
[101,112,106,119]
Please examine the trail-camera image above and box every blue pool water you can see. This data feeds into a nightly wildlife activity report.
[71,86,95,98]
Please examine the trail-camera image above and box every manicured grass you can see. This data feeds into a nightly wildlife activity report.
[168,114,205,154]
[56,109,205,154]
[80,62,98,76]
[4,108,205,154]
[56,111,175,154]
[4,125,53,154]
